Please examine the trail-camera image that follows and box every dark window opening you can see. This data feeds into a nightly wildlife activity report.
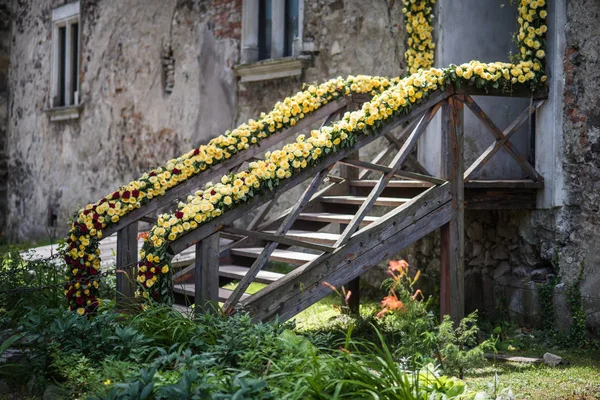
[71,22,79,103]
[284,0,299,57]
[58,26,66,106]
[258,0,272,61]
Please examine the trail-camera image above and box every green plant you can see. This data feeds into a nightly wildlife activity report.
[433,311,495,378]
[567,262,587,346]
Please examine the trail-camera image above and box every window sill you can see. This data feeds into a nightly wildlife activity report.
[234,56,313,83]
[45,104,82,122]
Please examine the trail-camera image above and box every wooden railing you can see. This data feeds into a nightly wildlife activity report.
[111,93,372,303]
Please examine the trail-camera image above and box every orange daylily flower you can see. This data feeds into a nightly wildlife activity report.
[389,259,409,273]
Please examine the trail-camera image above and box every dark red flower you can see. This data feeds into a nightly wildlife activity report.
[132,189,140,197]
[112,191,120,200]
[193,148,200,155]
[89,267,98,275]
[83,209,90,215]
[79,223,88,233]
[172,168,181,174]
[109,203,115,208]
[93,213,99,221]
[210,189,216,195]
[122,191,131,199]
[76,297,85,306]
[175,211,184,219]
[145,272,154,279]
[95,222,103,230]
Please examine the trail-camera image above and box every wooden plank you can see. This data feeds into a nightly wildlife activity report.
[173,284,250,302]
[320,195,411,207]
[463,100,544,181]
[297,212,377,226]
[195,232,220,315]
[454,83,548,100]
[383,132,431,175]
[139,216,157,224]
[340,158,446,185]
[464,179,543,189]
[219,264,284,284]
[465,189,537,210]
[102,97,351,238]
[349,180,433,188]
[335,102,441,247]
[263,230,340,245]
[459,95,543,182]
[230,247,318,264]
[222,227,335,253]
[222,167,332,314]
[243,183,452,322]
[116,222,138,307]
[168,89,451,254]
[440,96,465,323]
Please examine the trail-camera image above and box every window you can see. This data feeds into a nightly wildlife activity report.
[237,0,308,82]
[242,0,302,63]
[51,2,80,108]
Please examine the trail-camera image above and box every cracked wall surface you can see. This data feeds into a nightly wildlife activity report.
[7,0,238,240]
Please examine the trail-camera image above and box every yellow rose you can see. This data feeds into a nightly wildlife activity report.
[77,308,85,315]
[161,265,169,274]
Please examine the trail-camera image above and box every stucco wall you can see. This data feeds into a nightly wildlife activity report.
[7,0,238,241]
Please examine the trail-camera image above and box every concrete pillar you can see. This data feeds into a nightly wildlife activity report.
[270,0,285,59]
[241,0,259,63]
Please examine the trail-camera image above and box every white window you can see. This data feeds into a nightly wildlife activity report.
[50,2,80,108]
[241,0,303,63]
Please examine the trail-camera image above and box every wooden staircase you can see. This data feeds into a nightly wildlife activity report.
[108,86,547,323]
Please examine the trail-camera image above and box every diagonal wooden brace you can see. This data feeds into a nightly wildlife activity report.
[222,165,334,314]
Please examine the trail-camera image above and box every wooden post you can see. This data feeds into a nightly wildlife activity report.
[116,222,138,307]
[440,96,465,323]
[339,149,361,314]
[195,232,220,315]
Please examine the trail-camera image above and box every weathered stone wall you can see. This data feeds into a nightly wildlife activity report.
[0,1,10,241]
[7,0,238,241]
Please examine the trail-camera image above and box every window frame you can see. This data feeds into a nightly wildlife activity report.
[50,2,81,110]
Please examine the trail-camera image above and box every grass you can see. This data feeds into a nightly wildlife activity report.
[465,348,600,399]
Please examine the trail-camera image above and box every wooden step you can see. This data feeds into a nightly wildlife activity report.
[349,179,433,188]
[264,230,340,245]
[173,284,250,302]
[297,212,378,226]
[320,195,411,207]
[230,247,318,265]
[219,264,284,284]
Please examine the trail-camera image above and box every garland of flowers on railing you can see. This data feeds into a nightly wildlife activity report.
[63,75,397,315]
[402,0,436,74]
[136,0,548,305]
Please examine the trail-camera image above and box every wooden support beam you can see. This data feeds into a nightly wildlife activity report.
[222,227,335,253]
[222,166,333,314]
[459,95,543,182]
[116,222,138,307]
[194,232,220,315]
[440,96,465,323]
[243,183,452,322]
[463,99,544,181]
[340,158,446,185]
[335,102,441,247]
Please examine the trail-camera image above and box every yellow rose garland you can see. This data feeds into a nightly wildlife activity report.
[402,0,436,74]
[64,75,397,313]
[137,57,546,303]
